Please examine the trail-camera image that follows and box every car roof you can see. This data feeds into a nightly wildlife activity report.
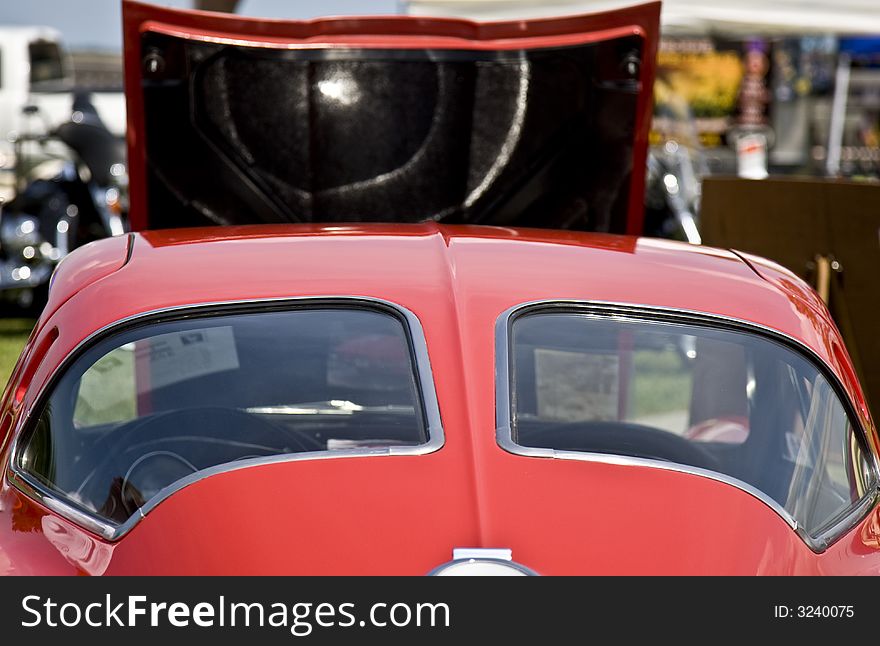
[34,223,870,427]
[45,223,826,344]
[0,26,63,40]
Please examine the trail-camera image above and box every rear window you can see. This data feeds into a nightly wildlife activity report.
[17,304,434,525]
[29,39,66,88]
[504,308,878,542]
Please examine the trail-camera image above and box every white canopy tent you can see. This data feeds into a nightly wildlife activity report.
[403,0,880,35]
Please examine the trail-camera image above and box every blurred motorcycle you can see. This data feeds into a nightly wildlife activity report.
[644,100,710,363]
[0,92,128,309]
[645,98,708,246]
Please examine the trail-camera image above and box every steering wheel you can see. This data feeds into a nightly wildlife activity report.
[80,406,324,519]
[516,419,721,472]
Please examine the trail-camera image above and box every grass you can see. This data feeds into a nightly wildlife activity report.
[74,344,136,426]
[631,349,692,418]
[0,318,36,389]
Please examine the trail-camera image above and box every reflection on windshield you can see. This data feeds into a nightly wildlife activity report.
[29,40,67,88]
[18,307,429,524]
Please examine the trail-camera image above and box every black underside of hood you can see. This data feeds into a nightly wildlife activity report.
[133,14,653,233]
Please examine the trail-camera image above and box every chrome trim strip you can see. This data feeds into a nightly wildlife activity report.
[494,299,880,554]
[810,487,880,552]
[7,469,118,540]
[428,557,538,576]
[7,296,444,542]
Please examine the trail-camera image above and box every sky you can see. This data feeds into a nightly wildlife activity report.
[0,0,401,50]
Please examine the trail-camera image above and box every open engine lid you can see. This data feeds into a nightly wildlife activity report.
[122,0,659,234]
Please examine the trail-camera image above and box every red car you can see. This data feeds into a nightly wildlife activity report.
[0,1,878,575]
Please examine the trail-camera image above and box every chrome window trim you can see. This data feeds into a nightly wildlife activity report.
[7,296,444,542]
[428,558,539,576]
[495,299,880,554]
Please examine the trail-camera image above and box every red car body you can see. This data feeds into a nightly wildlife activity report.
[0,225,877,575]
[0,2,877,575]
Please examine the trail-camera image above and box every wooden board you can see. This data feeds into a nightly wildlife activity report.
[701,176,880,419]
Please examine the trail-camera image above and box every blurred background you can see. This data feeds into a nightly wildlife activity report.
[8,0,880,181]
[0,0,879,391]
